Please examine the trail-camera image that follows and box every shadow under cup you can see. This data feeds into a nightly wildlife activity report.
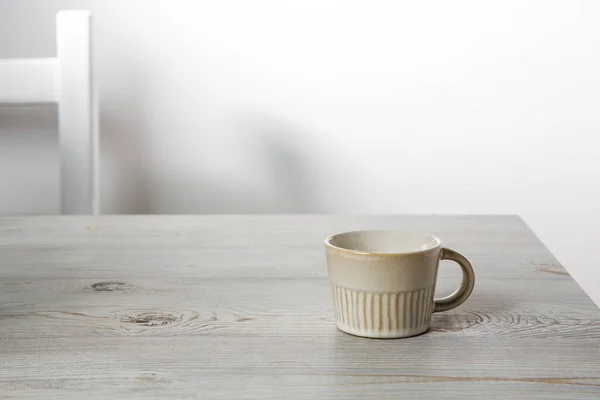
[325,230,475,339]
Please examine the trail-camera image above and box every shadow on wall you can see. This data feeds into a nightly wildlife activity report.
[99,60,154,214]
[100,61,322,214]
[134,115,323,214]
[95,28,325,214]
[237,114,322,213]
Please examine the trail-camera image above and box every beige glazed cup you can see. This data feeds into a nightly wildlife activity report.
[325,230,475,338]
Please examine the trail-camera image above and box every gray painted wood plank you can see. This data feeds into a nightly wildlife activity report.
[1,279,598,339]
[1,215,599,399]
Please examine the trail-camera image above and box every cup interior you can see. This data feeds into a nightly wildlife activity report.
[326,230,441,254]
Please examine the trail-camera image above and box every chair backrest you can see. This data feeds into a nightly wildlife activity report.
[0,10,99,215]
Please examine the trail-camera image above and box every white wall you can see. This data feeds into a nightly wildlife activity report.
[1,1,599,303]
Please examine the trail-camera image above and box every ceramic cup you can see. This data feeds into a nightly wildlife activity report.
[325,230,475,338]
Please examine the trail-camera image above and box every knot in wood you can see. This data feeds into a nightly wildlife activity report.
[124,312,177,326]
[89,281,130,291]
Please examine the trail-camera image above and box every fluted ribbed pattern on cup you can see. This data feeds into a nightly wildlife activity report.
[331,284,434,338]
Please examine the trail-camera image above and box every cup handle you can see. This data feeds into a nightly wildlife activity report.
[433,248,475,313]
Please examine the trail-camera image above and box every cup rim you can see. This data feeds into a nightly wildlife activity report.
[324,229,443,256]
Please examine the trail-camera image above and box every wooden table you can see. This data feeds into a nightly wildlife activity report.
[1,215,599,399]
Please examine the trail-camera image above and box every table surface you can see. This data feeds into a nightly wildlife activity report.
[1,215,599,399]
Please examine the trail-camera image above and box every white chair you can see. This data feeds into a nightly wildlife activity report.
[0,10,99,215]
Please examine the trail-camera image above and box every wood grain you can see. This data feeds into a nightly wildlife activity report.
[1,215,599,399]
